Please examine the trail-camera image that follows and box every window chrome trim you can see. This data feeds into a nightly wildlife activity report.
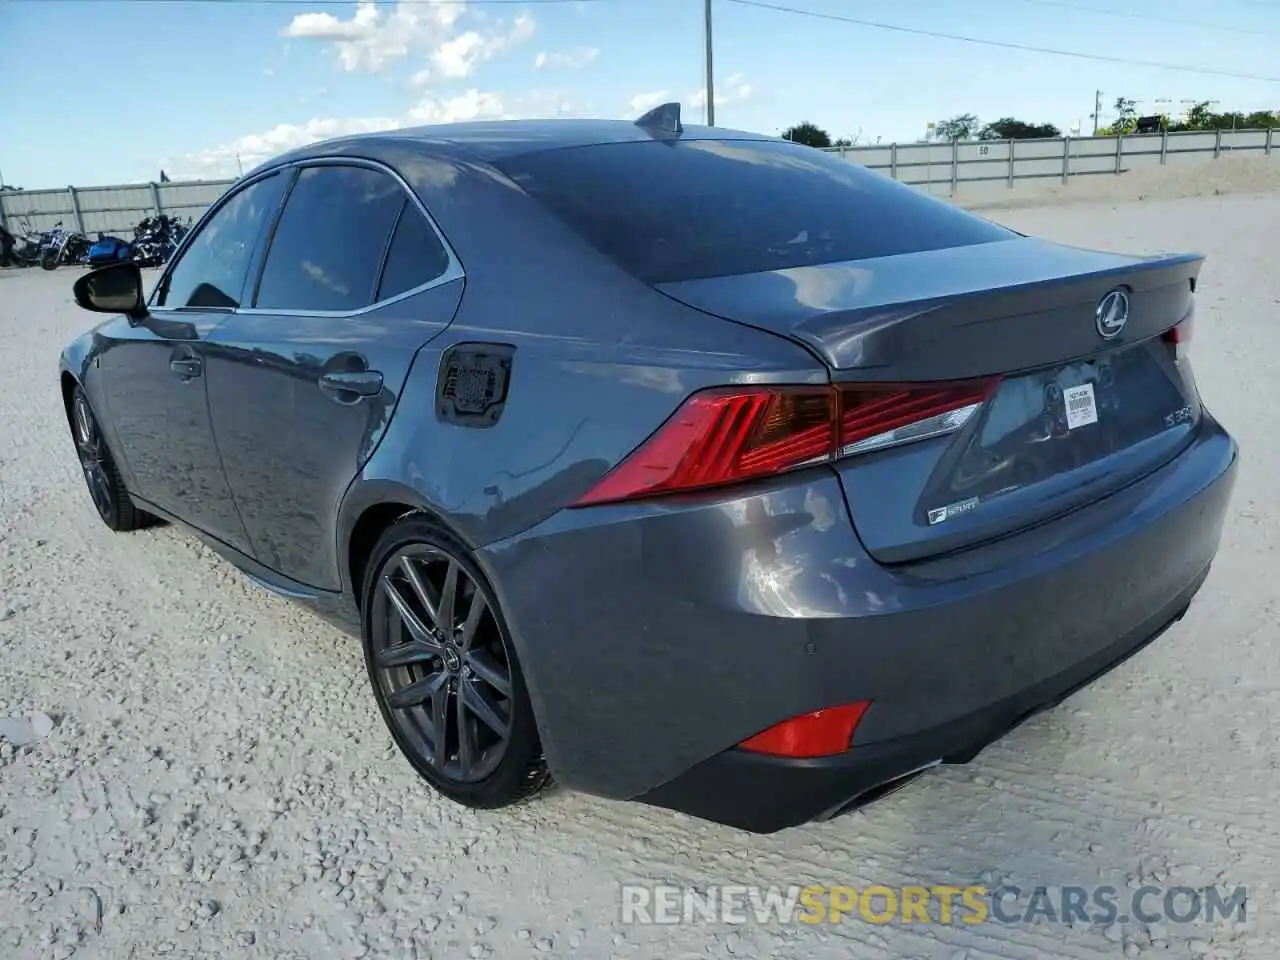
[236,155,465,319]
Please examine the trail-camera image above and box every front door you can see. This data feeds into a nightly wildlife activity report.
[98,171,288,553]
[203,161,463,591]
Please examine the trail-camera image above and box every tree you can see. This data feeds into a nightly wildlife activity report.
[832,137,853,148]
[934,113,982,141]
[781,122,832,148]
[979,117,1061,140]
[1100,97,1138,135]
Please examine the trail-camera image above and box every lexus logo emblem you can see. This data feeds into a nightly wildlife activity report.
[1095,289,1130,339]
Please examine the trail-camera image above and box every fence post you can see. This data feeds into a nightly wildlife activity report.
[890,142,898,181]
[950,138,959,196]
[67,186,85,234]
[1160,128,1168,165]
[1007,138,1015,188]
[1062,136,1071,184]
[1267,128,1273,156]
[1214,128,1222,158]
[149,182,163,216]
[1114,134,1123,174]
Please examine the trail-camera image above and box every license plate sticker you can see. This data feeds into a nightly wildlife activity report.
[1063,382,1098,430]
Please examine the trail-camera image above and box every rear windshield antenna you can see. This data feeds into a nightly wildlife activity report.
[634,102,683,136]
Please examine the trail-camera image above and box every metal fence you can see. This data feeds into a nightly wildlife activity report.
[840,126,1277,199]
[2,127,1276,237]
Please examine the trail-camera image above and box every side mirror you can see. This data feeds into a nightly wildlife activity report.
[73,262,146,318]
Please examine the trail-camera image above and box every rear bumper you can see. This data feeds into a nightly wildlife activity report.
[480,412,1237,830]
[636,570,1202,833]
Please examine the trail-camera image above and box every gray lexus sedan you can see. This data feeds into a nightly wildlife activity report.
[59,106,1237,833]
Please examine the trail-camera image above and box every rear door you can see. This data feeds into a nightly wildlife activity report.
[203,160,463,591]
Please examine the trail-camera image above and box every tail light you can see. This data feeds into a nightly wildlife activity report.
[1163,314,1193,362]
[573,379,998,507]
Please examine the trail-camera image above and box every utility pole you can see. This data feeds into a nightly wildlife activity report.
[1092,89,1103,135]
[704,0,715,126]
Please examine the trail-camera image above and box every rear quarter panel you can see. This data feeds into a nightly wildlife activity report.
[343,143,829,775]
[346,139,829,556]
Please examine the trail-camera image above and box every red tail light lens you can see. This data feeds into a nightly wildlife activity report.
[573,379,998,507]
[738,701,872,758]
[572,386,834,506]
[1163,315,1193,361]
[839,381,999,456]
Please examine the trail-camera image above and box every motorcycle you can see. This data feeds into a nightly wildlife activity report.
[10,218,46,268]
[39,221,89,270]
[87,233,134,266]
[131,214,189,267]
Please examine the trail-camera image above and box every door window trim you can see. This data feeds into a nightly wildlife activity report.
[149,167,289,314]
[239,156,464,319]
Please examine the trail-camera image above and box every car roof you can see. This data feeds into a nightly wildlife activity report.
[261,118,777,169]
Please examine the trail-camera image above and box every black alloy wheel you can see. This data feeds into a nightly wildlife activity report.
[362,517,549,808]
[70,386,147,531]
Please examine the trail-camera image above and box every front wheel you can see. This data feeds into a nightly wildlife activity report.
[69,386,150,531]
[40,248,58,270]
[361,517,550,809]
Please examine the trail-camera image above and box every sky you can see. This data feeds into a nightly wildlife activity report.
[2,0,1279,188]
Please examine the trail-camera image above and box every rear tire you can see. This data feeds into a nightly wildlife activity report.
[69,386,152,532]
[360,516,550,809]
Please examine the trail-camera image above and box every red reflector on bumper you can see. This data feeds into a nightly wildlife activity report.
[738,701,871,758]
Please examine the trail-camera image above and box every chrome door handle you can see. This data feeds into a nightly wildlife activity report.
[169,357,202,380]
[319,370,384,400]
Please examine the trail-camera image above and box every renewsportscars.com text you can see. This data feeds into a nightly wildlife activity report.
[620,883,1247,927]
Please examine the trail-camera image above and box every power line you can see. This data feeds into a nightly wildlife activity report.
[1,0,604,5]
[1012,0,1275,38]
[1041,0,1278,38]
[723,0,1280,83]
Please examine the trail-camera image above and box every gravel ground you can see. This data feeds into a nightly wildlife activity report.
[2,187,1278,960]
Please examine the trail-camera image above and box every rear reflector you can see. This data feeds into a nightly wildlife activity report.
[738,701,871,758]
[573,379,998,507]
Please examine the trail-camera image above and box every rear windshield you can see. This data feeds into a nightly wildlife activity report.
[496,138,1015,284]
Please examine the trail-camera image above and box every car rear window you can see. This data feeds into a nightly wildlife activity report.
[496,138,1016,284]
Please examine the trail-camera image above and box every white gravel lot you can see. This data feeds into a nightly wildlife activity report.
[2,176,1279,960]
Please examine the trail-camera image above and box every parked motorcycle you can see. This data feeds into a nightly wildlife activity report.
[39,222,89,270]
[10,218,47,268]
[87,233,134,266]
[131,214,189,267]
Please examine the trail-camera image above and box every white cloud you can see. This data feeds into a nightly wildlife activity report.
[688,73,753,111]
[405,89,508,125]
[429,14,535,80]
[628,90,670,115]
[282,0,490,74]
[534,46,599,70]
[168,88,593,179]
[166,115,401,179]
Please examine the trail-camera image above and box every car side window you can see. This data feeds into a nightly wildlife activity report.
[254,165,405,312]
[157,173,284,309]
[376,200,452,301]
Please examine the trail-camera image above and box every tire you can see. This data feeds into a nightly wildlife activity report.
[361,516,550,809]
[40,248,58,270]
[69,386,152,532]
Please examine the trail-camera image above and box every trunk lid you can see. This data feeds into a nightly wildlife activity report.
[656,237,1205,562]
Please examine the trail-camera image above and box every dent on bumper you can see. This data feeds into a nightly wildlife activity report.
[479,414,1237,816]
